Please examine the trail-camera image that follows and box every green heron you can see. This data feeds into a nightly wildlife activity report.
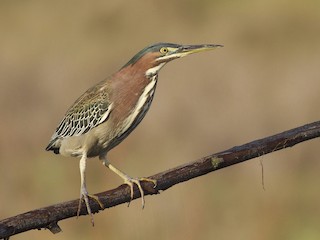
[46,42,222,225]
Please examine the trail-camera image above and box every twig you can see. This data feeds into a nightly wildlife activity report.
[1,121,319,239]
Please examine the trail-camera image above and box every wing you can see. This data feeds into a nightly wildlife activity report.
[46,83,113,150]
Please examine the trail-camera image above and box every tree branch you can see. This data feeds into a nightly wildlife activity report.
[1,121,320,239]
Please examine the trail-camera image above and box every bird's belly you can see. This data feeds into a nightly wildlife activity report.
[59,135,86,157]
[58,129,107,158]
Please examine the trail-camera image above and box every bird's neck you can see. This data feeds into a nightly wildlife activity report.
[145,62,166,78]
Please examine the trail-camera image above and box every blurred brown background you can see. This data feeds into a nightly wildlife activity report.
[1,0,320,239]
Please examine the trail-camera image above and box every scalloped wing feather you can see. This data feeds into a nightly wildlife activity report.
[46,83,112,151]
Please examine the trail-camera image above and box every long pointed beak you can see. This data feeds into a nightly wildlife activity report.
[177,44,223,57]
[157,44,223,62]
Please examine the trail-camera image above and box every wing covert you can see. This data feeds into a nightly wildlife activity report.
[49,86,112,143]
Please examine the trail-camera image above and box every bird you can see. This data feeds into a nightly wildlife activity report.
[46,42,223,225]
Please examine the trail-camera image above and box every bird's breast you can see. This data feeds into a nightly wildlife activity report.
[105,74,158,150]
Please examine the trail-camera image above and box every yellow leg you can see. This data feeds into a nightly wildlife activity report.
[100,157,157,208]
[78,154,105,226]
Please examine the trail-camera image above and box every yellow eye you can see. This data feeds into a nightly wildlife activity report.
[160,47,169,54]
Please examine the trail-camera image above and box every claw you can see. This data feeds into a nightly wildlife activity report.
[77,193,105,226]
[100,158,157,209]
[124,177,157,208]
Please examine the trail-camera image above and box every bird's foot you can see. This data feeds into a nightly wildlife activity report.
[77,191,105,226]
[124,176,157,208]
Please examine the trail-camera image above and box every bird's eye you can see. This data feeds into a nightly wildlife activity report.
[160,47,169,54]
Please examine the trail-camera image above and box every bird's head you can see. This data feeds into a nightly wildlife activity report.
[122,43,223,77]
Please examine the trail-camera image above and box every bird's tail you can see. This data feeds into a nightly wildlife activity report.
[45,138,61,154]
